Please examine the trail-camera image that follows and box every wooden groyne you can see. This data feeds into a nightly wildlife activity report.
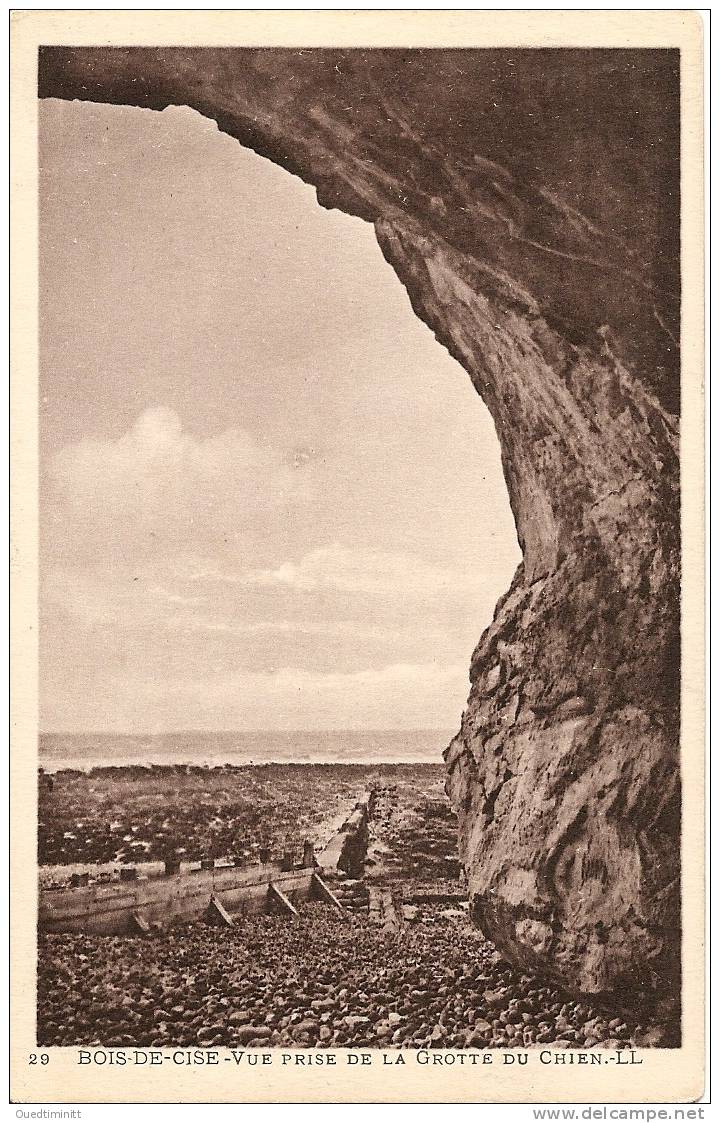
[316,790,374,878]
[39,855,344,936]
[40,788,380,937]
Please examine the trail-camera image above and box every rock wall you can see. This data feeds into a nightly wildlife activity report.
[39,48,681,1015]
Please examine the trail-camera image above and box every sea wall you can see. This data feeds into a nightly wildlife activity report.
[39,48,681,1012]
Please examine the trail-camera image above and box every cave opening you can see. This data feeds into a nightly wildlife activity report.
[39,98,521,743]
[34,44,684,1032]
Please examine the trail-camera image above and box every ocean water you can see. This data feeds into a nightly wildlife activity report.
[38,729,455,772]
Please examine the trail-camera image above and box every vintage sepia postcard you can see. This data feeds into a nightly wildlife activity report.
[10,9,705,1107]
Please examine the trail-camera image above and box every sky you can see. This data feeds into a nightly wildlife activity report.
[39,99,520,733]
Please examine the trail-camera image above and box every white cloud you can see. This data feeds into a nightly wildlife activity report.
[41,408,517,731]
[164,614,441,645]
[191,543,483,600]
[47,406,296,562]
[149,586,205,608]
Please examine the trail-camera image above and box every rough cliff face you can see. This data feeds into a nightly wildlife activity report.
[39,48,681,1016]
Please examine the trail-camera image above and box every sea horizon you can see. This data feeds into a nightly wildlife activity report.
[39,726,455,736]
[38,728,457,772]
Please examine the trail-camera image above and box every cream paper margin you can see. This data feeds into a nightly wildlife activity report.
[9,8,705,1105]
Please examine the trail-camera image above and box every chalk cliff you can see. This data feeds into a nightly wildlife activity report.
[39,47,681,1016]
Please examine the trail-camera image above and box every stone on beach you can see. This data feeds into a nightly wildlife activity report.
[38,903,647,1050]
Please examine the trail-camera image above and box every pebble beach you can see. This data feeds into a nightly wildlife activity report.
[38,905,646,1051]
[37,760,658,1050]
